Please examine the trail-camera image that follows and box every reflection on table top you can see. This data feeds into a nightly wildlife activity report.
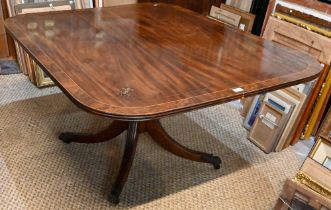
[5,3,322,120]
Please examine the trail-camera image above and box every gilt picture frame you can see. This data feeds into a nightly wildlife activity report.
[295,158,331,200]
[293,137,331,199]
[32,60,54,87]
[274,179,331,210]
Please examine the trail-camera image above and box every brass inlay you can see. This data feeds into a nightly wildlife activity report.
[118,87,134,97]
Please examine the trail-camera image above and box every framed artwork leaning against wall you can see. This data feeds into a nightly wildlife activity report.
[5,0,93,87]
[220,4,255,32]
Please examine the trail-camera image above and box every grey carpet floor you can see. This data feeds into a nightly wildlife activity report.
[0,60,21,75]
[0,74,303,210]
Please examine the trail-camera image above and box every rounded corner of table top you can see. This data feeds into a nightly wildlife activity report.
[305,54,324,77]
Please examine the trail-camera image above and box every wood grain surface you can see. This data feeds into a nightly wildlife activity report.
[138,0,224,14]
[5,3,322,120]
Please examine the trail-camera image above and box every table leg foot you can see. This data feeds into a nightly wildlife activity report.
[59,121,128,144]
[59,132,87,144]
[108,191,120,204]
[108,121,139,204]
[201,154,222,169]
[146,120,222,169]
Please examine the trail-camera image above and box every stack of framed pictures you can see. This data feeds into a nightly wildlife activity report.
[304,69,331,139]
[263,7,331,145]
[274,88,307,151]
[243,85,308,153]
[208,4,255,33]
[5,0,93,87]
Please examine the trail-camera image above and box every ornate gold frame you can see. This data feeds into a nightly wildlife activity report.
[32,60,54,87]
[294,171,331,200]
[294,137,331,200]
[273,13,331,38]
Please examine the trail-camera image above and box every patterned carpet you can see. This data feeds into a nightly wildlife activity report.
[0,74,303,210]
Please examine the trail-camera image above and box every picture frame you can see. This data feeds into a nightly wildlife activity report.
[5,0,19,17]
[209,5,241,27]
[240,97,254,117]
[225,0,253,12]
[274,87,307,152]
[293,137,331,200]
[310,137,331,171]
[248,99,293,153]
[317,107,331,140]
[13,42,27,74]
[15,1,75,14]
[220,4,256,32]
[7,0,92,17]
[263,92,294,114]
[323,157,331,170]
[23,51,36,84]
[295,158,331,200]
[103,0,136,7]
[5,1,27,75]
[274,179,331,210]
[32,60,54,87]
[304,69,331,139]
[243,94,264,130]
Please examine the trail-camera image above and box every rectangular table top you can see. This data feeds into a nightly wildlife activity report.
[5,3,322,120]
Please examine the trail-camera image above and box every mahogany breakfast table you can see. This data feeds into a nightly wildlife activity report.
[5,3,322,204]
